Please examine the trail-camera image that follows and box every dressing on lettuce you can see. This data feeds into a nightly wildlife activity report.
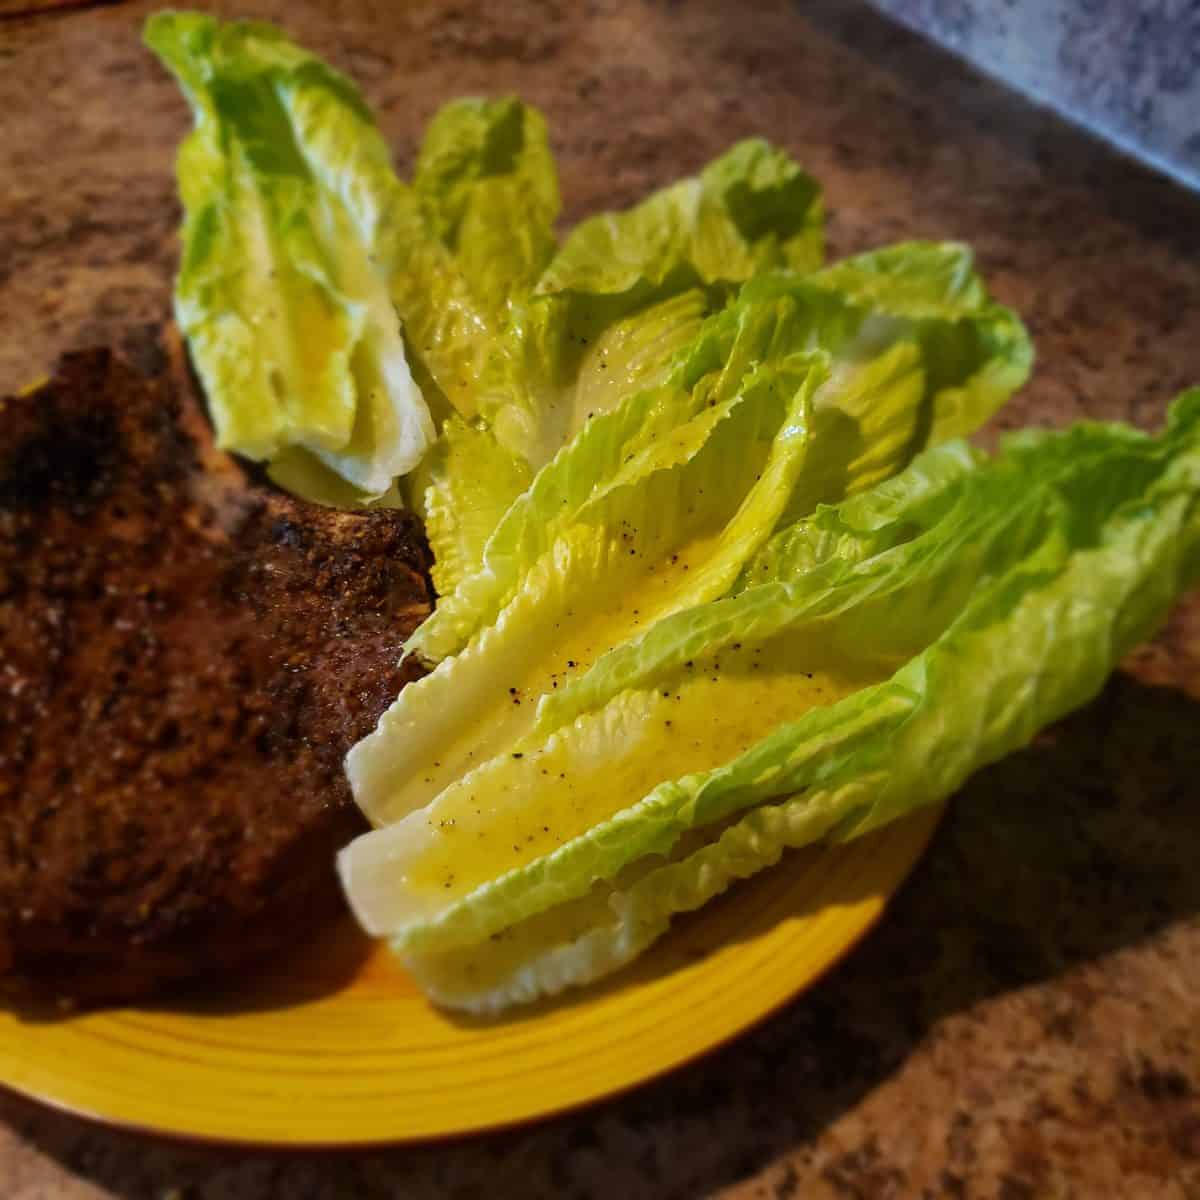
[145,12,435,499]
[147,14,1199,1019]
[340,393,1200,1010]
[405,241,1031,666]
[346,243,1030,830]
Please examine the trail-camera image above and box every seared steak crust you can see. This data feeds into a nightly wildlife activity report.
[0,349,431,1001]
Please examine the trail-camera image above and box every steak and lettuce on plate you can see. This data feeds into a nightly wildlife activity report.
[7,12,1191,1010]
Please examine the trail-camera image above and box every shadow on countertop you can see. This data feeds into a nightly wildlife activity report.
[800,0,1200,261]
[3,673,1198,1197]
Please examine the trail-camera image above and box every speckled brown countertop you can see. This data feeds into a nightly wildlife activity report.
[2,1,1200,1196]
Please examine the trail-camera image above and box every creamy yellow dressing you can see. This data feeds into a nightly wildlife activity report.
[371,526,730,820]
[542,526,727,670]
[404,641,864,902]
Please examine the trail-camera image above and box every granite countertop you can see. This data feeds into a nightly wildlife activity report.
[2,1,1200,1196]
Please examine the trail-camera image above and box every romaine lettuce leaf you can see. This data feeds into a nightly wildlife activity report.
[474,140,824,472]
[346,244,1030,843]
[149,21,829,562]
[408,241,1031,664]
[411,416,533,598]
[413,97,559,316]
[406,116,822,576]
[145,12,435,498]
[384,97,559,571]
[408,135,823,564]
[339,393,1200,1009]
[396,96,560,424]
[149,18,563,518]
[536,138,824,298]
[348,334,833,826]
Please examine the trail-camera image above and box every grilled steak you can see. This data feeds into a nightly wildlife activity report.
[0,347,431,1002]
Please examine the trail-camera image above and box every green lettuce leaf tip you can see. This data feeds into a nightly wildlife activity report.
[145,11,435,499]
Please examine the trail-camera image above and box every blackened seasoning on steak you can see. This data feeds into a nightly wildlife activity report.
[0,348,432,1002]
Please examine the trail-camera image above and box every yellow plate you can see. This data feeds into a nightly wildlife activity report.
[0,808,941,1146]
